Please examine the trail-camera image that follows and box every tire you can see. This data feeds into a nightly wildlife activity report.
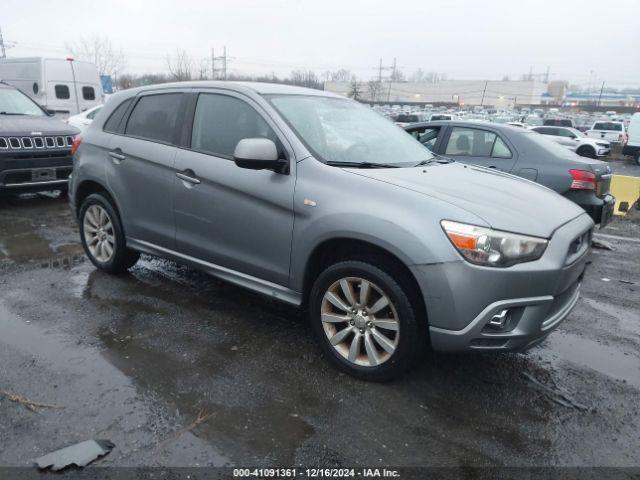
[635,152,640,166]
[309,259,425,381]
[576,146,595,159]
[79,193,140,273]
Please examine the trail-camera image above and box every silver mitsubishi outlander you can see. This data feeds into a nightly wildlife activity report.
[69,82,592,380]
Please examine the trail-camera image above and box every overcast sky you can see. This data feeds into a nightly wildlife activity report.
[2,0,639,88]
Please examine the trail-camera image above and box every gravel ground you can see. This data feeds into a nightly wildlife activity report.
[0,185,638,470]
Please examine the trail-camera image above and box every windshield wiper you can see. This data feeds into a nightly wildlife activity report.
[326,161,400,169]
[0,111,26,115]
[414,153,454,167]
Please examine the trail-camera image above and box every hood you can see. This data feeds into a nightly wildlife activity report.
[344,162,586,238]
[0,115,79,136]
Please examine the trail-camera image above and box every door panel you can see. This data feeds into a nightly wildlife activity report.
[105,136,177,249]
[173,150,295,286]
[173,91,295,286]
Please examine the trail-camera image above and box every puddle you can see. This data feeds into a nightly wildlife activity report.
[544,332,640,388]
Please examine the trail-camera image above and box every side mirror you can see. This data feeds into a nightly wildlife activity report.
[233,138,287,173]
[46,109,56,116]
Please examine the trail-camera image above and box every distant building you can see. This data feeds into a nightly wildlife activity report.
[561,93,640,107]
[324,80,546,107]
[547,80,568,103]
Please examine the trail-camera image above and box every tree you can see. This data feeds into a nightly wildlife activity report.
[367,80,383,101]
[348,79,364,100]
[167,49,194,81]
[289,70,322,89]
[410,69,425,82]
[331,69,352,82]
[67,35,125,76]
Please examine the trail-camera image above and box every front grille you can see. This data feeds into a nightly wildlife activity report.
[0,135,74,150]
[1,167,71,186]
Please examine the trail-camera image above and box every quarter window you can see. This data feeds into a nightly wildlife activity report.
[55,85,70,99]
[125,93,183,143]
[103,98,133,133]
[191,93,277,158]
[82,86,96,101]
[491,137,512,158]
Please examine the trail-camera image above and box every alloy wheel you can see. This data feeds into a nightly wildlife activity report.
[321,277,400,367]
[83,204,115,263]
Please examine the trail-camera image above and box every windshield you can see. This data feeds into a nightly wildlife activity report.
[0,88,45,116]
[593,122,622,131]
[568,128,585,137]
[268,95,433,166]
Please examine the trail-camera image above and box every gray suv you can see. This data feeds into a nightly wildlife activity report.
[69,82,593,380]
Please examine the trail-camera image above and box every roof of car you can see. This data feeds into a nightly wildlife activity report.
[129,81,342,98]
[405,120,526,133]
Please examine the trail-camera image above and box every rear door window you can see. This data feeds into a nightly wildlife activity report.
[445,127,497,157]
[125,93,183,144]
[55,85,70,99]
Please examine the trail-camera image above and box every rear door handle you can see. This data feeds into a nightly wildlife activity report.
[176,171,201,185]
[108,150,126,163]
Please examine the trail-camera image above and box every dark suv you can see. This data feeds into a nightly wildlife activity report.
[0,81,79,194]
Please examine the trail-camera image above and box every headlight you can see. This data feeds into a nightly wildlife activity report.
[441,220,548,267]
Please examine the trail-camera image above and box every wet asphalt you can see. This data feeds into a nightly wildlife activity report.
[0,169,639,468]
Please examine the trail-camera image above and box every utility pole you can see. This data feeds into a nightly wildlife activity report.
[0,27,6,59]
[480,80,488,106]
[544,66,550,83]
[597,81,605,107]
[211,48,215,79]
[222,46,227,80]
[386,57,397,102]
[378,58,383,83]
[212,46,232,81]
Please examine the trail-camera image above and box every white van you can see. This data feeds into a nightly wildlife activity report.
[622,112,640,165]
[0,57,103,117]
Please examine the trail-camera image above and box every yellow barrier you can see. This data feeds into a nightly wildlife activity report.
[610,174,640,216]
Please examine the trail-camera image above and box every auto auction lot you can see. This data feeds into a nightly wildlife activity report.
[0,169,639,468]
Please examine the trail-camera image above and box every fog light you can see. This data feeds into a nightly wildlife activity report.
[488,309,509,329]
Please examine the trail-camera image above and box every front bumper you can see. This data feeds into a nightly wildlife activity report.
[0,149,73,193]
[410,213,593,352]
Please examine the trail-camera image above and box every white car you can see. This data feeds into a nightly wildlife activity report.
[66,105,103,132]
[622,112,640,165]
[530,126,610,158]
[586,121,627,144]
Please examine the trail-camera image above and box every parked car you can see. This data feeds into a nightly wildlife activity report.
[0,81,79,194]
[67,105,103,132]
[404,121,614,226]
[0,57,104,118]
[622,112,640,165]
[586,121,627,144]
[530,126,610,158]
[394,113,428,127]
[543,118,574,128]
[429,113,455,121]
[71,82,593,380]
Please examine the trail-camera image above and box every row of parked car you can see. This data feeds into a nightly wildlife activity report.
[0,79,622,380]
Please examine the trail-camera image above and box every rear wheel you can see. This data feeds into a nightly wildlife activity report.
[309,260,424,381]
[576,146,596,158]
[635,151,640,166]
[79,193,139,273]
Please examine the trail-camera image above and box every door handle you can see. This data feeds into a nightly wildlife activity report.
[176,171,201,185]
[108,150,126,163]
[488,165,497,169]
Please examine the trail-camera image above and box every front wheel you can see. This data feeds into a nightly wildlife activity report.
[79,193,140,273]
[576,146,596,159]
[635,152,640,166]
[309,260,424,381]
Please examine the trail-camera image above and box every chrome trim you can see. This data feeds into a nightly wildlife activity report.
[21,137,33,149]
[55,136,65,147]
[9,137,21,149]
[45,137,55,148]
[126,238,302,306]
[3,179,67,188]
[0,138,7,149]
[65,136,74,146]
[33,137,45,148]
[176,172,200,184]
[541,284,580,331]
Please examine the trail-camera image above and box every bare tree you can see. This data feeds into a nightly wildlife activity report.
[289,70,322,89]
[67,35,125,77]
[367,80,383,101]
[167,49,194,81]
[331,69,352,82]
[410,69,426,82]
[348,79,364,100]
